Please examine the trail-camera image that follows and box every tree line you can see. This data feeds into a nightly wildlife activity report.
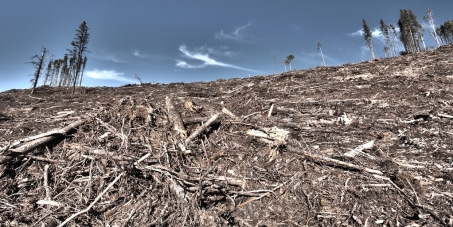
[28,21,89,94]
[362,9,453,60]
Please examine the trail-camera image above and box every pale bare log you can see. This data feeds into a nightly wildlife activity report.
[165,96,187,139]
[287,146,383,175]
[1,118,88,164]
[185,113,219,144]
[8,118,86,149]
[222,107,238,119]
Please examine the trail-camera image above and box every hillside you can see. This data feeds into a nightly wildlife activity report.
[1,45,453,226]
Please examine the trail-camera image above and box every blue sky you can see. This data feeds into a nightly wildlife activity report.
[1,1,452,92]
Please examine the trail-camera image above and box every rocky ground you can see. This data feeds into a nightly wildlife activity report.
[1,45,453,226]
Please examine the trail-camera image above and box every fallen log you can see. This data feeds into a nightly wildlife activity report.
[165,96,187,139]
[0,117,89,164]
[287,145,383,175]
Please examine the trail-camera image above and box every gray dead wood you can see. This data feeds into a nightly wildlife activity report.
[185,113,219,144]
[287,146,383,175]
[58,172,124,227]
[165,96,187,139]
[0,118,88,164]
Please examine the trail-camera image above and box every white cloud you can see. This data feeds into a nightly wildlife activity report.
[86,69,136,83]
[215,22,253,42]
[133,49,149,58]
[176,60,205,69]
[176,45,259,72]
[92,52,127,63]
[350,28,382,38]
[349,28,386,44]
[106,54,127,63]
[300,51,340,67]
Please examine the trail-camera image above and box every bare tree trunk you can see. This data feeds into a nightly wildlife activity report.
[31,49,46,95]
[420,34,426,51]
[369,43,375,59]
[320,48,326,66]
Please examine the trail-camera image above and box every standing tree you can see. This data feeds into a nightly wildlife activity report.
[27,47,49,94]
[423,9,441,47]
[43,59,53,86]
[389,24,400,55]
[285,54,295,70]
[50,59,62,86]
[317,42,326,66]
[362,19,375,59]
[437,20,453,44]
[398,9,423,54]
[79,56,88,86]
[69,21,90,93]
[379,19,392,57]
[282,59,289,72]
[59,55,69,87]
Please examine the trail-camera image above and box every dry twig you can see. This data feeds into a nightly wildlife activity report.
[58,172,124,227]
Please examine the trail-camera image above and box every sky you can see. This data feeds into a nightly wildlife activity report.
[1,1,452,92]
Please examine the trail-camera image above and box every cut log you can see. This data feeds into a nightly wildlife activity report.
[165,97,187,139]
[0,117,88,164]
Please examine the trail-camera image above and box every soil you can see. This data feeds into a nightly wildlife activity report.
[1,45,453,226]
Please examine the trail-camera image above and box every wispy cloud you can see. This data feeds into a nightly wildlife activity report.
[92,52,127,63]
[215,22,253,42]
[349,28,382,38]
[106,54,127,63]
[349,28,386,44]
[300,51,340,67]
[133,49,149,58]
[176,45,259,72]
[86,69,136,83]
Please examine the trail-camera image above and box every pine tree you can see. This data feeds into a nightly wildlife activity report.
[51,59,62,86]
[423,9,441,47]
[58,55,69,87]
[283,59,289,72]
[69,21,90,93]
[398,9,423,54]
[79,56,87,86]
[285,55,295,70]
[437,20,453,44]
[27,47,49,94]
[389,24,400,55]
[43,59,53,86]
[379,19,392,57]
[317,42,326,66]
[362,19,375,59]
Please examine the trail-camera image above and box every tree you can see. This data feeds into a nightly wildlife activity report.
[51,59,62,86]
[69,21,90,93]
[389,24,400,55]
[398,9,423,54]
[135,73,144,85]
[79,56,87,86]
[27,47,49,94]
[423,9,441,47]
[58,55,69,87]
[43,59,53,86]
[285,54,295,70]
[317,42,326,66]
[282,59,289,72]
[362,19,375,59]
[437,20,453,44]
[379,19,392,57]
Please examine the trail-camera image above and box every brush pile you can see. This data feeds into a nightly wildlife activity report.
[1,45,453,226]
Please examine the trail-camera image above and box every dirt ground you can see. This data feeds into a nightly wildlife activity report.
[1,45,453,226]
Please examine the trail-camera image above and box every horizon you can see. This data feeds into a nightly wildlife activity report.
[1,1,452,92]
